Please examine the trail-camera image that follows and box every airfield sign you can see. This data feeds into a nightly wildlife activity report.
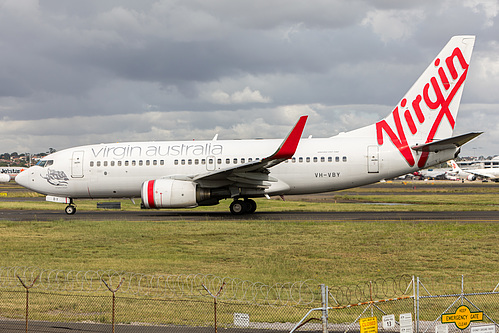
[442,305,483,329]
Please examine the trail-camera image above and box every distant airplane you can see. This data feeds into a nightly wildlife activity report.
[0,167,25,182]
[448,160,499,182]
[417,167,451,180]
[16,36,482,214]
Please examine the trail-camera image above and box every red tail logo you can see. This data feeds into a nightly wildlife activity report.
[376,47,469,167]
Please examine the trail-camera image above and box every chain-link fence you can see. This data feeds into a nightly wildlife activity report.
[0,267,498,333]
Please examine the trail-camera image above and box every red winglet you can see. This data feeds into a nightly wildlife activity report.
[269,115,308,160]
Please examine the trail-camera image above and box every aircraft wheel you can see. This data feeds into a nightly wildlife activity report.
[65,205,77,215]
[245,199,257,214]
[229,200,245,215]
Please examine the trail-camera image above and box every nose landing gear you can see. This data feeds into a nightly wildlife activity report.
[65,204,77,215]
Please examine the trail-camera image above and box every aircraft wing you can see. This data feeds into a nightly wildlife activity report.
[463,169,498,181]
[169,116,308,191]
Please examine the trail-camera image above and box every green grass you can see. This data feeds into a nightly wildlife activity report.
[1,219,498,286]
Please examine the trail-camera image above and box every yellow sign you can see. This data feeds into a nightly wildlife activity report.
[442,305,483,329]
[360,317,378,333]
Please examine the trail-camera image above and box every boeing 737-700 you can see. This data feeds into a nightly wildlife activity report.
[16,36,482,215]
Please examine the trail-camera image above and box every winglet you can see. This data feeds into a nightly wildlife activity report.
[268,115,308,160]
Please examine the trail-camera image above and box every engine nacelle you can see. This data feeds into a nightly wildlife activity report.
[0,174,11,182]
[467,174,476,181]
[141,179,211,209]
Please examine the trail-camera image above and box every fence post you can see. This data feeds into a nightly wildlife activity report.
[415,276,419,333]
[321,284,328,333]
[102,278,125,333]
[202,282,225,333]
[16,274,40,333]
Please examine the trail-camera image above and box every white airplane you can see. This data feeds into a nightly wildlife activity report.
[16,36,482,215]
[0,167,25,182]
[448,160,499,182]
[417,167,452,180]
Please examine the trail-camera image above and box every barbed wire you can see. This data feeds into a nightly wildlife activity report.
[5,268,492,307]
[328,274,414,306]
[0,267,318,306]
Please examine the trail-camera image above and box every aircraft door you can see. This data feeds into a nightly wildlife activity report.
[71,151,84,178]
[367,146,379,173]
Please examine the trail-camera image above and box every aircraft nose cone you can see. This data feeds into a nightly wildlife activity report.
[15,169,29,187]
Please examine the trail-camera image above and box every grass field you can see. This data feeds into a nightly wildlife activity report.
[0,181,498,288]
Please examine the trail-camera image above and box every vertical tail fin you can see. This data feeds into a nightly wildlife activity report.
[448,160,462,173]
[376,36,475,167]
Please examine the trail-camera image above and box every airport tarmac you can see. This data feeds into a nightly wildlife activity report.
[0,207,498,222]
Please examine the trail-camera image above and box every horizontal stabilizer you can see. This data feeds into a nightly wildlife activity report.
[411,132,482,152]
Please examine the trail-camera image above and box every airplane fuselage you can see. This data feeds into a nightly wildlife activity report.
[18,133,457,200]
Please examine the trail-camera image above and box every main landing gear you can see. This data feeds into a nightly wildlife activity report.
[229,199,257,215]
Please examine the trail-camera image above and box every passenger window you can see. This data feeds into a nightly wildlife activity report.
[292,157,296,163]
[46,160,54,167]
[313,157,318,162]
[217,159,222,164]
[104,161,108,167]
[118,161,122,167]
[335,156,340,162]
[90,161,94,167]
[321,157,325,162]
[181,160,185,165]
[306,157,310,163]
[132,160,136,166]
[146,160,150,166]
[343,156,347,162]
[233,158,238,164]
[188,159,192,165]
[226,158,230,164]
[328,157,332,162]
[299,157,303,163]
[125,161,129,166]
[111,161,115,167]
[195,159,199,165]
[153,160,157,166]
[201,159,206,165]
[241,158,245,163]
[160,160,164,165]
[97,161,101,167]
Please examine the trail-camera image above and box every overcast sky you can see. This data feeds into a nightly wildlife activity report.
[1,0,498,157]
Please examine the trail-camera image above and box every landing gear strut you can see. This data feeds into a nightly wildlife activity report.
[229,199,257,215]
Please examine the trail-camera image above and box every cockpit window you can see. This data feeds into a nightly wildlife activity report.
[36,160,54,167]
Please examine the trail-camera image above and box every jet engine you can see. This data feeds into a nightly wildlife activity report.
[141,179,212,208]
[467,174,476,181]
[0,174,11,182]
